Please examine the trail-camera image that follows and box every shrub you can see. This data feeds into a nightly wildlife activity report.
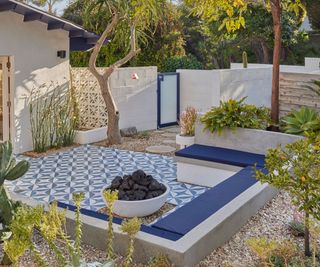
[162,55,202,72]
[179,106,198,136]
[29,82,78,153]
[280,107,320,136]
[255,135,320,256]
[201,98,271,134]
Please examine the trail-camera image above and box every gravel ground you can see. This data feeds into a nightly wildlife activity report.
[2,128,310,266]
[95,129,178,157]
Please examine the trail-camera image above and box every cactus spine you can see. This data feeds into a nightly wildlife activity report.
[0,141,30,228]
[243,51,248,68]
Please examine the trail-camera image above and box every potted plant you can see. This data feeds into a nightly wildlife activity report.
[197,98,302,154]
[176,106,198,149]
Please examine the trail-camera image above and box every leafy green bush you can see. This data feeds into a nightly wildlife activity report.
[200,98,271,134]
[162,55,202,72]
[280,107,320,136]
[255,135,320,256]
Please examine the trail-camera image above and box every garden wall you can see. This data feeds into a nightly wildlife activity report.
[279,72,320,117]
[231,57,320,74]
[71,67,157,131]
[177,67,272,113]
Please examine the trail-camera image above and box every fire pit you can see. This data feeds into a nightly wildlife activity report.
[101,170,170,217]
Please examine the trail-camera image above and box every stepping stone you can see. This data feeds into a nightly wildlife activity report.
[161,133,177,138]
[163,140,176,145]
[146,145,176,154]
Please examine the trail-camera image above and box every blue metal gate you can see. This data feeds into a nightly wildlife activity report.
[157,73,180,128]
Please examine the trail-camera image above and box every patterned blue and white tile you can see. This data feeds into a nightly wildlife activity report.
[6,145,208,213]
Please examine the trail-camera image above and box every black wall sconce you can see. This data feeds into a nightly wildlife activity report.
[57,50,66,59]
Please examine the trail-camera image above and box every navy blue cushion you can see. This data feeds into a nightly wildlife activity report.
[151,166,259,236]
[56,202,183,241]
[175,144,265,167]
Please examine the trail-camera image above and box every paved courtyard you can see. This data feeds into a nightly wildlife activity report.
[6,145,208,215]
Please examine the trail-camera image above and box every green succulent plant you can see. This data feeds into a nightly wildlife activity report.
[0,141,30,229]
[281,107,320,136]
[201,97,271,134]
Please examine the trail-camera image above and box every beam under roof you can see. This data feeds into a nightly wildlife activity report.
[23,12,42,22]
[0,2,15,12]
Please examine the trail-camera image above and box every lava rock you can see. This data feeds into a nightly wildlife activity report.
[120,127,138,137]
[108,169,167,201]
[119,180,132,191]
[118,190,127,200]
[148,180,162,191]
[134,190,146,200]
[133,184,149,192]
[111,176,123,189]
[132,170,146,182]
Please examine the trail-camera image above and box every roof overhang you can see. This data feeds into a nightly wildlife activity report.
[0,0,106,51]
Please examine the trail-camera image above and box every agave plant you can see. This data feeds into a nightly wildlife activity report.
[0,142,30,229]
[281,107,320,136]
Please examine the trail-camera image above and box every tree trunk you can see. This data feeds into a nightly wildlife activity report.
[88,14,139,145]
[270,0,282,125]
[305,212,311,256]
[99,77,122,144]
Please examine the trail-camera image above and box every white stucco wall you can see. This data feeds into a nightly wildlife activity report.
[0,12,70,153]
[231,57,320,74]
[178,68,272,113]
[72,67,157,132]
[219,68,272,107]
[177,70,220,112]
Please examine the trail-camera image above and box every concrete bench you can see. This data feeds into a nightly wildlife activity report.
[175,144,265,187]
[152,166,263,235]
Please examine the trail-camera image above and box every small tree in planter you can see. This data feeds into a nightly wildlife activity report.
[255,135,320,256]
[176,106,197,149]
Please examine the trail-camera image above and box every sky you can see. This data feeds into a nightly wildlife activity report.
[55,1,68,15]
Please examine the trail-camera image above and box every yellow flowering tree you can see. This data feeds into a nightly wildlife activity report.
[185,0,305,125]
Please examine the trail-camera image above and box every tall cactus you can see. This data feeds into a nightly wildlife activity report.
[0,141,30,228]
[243,51,248,68]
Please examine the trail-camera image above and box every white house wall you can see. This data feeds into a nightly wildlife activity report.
[0,12,70,153]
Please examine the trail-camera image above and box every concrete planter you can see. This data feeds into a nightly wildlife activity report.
[75,127,107,145]
[195,122,302,154]
[101,184,170,218]
[176,134,195,149]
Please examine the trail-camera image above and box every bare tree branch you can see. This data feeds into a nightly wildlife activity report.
[103,25,141,80]
[89,12,119,80]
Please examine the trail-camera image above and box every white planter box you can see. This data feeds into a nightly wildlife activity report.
[176,134,195,149]
[75,127,107,145]
[101,184,170,218]
[195,122,302,155]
